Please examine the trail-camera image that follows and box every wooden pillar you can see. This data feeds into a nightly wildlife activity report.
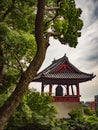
[66,85,69,96]
[76,84,80,102]
[76,84,80,96]
[71,85,74,95]
[49,84,52,95]
[41,82,44,93]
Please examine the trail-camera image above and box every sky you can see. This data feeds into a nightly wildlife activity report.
[31,0,98,102]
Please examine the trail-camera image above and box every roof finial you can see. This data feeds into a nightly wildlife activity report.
[64,53,66,57]
[52,58,56,64]
[63,53,68,60]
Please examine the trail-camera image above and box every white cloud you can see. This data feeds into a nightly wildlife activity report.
[75,0,98,27]
[75,0,98,101]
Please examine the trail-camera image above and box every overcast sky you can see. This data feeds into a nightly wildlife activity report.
[31,0,98,102]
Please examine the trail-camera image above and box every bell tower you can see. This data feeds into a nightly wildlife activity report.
[33,54,95,118]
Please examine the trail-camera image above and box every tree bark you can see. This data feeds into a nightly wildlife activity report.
[0,0,47,129]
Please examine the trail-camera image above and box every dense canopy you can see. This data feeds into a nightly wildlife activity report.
[0,0,83,129]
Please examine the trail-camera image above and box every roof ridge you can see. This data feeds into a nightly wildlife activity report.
[36,54,95,76]
[33,54,95,83]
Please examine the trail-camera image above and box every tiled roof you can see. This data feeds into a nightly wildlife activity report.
[42,72,93,79]
[33,54,95,83]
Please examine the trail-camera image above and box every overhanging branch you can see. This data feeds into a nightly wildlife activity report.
[14,54,23,73]
[45,6,60,10]
[45,1,62,26]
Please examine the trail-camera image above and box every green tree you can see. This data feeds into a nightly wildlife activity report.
[0,0,83,129]
[5,91,57,130]
[66,109,98,130]
[83,105,94,116]
[68,109,83,120]
[67,109,91,130]
[96,109,98,117]
[85,116,98,130]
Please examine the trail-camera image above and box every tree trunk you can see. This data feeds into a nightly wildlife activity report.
[0,0,46,129]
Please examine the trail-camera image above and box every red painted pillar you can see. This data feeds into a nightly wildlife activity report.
[66,85,69,96]
[77,84,80,96]
[49,84,52,95]
[76,84,80,101]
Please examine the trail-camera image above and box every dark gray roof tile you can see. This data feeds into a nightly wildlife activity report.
[33,54,95,83]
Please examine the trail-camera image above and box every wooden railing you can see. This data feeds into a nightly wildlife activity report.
[53,95,80,102]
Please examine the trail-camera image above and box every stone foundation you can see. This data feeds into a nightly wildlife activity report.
[52,102,82,118]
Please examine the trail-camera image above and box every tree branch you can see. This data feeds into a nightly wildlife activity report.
[13,54,23,73]
[45,6,60,10]
[47,32,61,38]
[45,1,62,26]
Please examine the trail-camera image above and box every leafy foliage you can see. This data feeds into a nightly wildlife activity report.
[0,69,20,107]
[68,109,83,120]
[3,28,36,69]
[52,0,83,47]
[67,109,98,130]
[0,0,84,129]
[96,109,98,117]
[5,103,98,130]
[0,0,37,72]
[0,69,19,93]
[5,91,57,130]
[83,105,94,116]
[0,0,83,89]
